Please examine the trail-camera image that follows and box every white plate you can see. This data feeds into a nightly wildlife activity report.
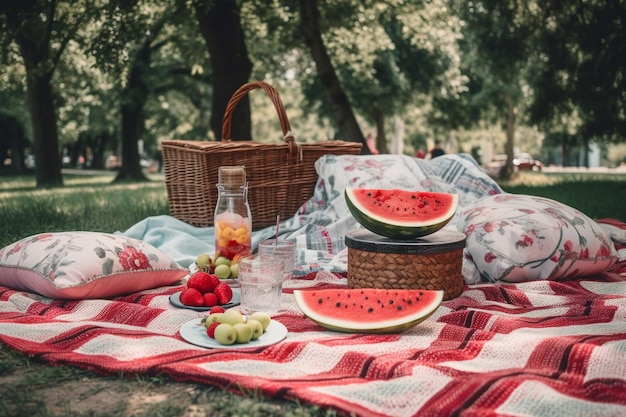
[169,288,241,311]
[179,318,288,349]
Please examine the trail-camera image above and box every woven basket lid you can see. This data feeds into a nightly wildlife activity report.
[345,229,466,254]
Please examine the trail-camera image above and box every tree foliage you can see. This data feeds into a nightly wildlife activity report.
[1,0,625,188]
[0,0,103,186]
[527,0,626,141]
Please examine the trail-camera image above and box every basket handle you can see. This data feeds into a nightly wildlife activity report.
[222,81,297,154]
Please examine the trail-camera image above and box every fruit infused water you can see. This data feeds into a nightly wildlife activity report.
[214,167,252,270]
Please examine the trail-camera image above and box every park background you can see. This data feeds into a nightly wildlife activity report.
[1,0,625,188]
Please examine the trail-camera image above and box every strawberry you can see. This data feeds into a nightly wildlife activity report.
[206,322,220,338]
[209,305,226,314]
[203,292,218,307]
[187,272,219,294]
[213,283,233,305]
[179,287,204,307]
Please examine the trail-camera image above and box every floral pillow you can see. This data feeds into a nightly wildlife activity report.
[0,231,188,299]
[459,194,618,284]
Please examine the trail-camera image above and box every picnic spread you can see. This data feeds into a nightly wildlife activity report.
[1,153,626,417]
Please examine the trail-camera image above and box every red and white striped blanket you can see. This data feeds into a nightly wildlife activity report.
[2,150,626,416]
[2,260,626,417]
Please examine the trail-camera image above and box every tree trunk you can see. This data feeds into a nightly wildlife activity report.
[502,95,516,179]
[562,140,570,167]
[19,43,63,187]
[88,132,110,170]
[390,117,405,155]
[195,1,253,141]
[115,42,150,182]
[0,113,27,173]
[373,108,387,154]
[299,0,367,151]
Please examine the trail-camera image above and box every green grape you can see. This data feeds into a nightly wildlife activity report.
[248,312,271,330]
[214,323,236,345]
[233,323,253,343]
[246,319,264,340]
[196,253,212,267]
[217,309,244,325]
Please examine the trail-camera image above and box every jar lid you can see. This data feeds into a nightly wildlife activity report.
[345,228,466,254]
[218,166,246,187]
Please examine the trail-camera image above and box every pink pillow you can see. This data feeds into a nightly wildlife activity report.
[459,194,618,283]
[0,232,187,299]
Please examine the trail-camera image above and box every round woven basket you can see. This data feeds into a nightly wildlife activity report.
[345,229,466,300]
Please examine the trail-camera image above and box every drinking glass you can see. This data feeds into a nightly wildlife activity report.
[237,254,284,314]
[257,239,296,280]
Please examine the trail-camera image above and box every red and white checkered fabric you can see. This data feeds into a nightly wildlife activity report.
[2,260,626,417]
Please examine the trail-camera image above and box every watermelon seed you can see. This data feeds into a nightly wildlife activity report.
[318,298,323,304]
[368,307,374,313]
[397,306,402,311]
[335,302,341,308]
[389,300,394,305]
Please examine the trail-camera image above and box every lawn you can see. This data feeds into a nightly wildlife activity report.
[498,171,625,221]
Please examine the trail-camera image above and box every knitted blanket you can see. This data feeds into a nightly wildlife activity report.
[1,266,625,417]
[2,153,625,416]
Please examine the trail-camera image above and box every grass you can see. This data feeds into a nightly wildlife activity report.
[1,345,337,417]
[498,171,625,220]
[0,173,170,248]
[0,169,624,416]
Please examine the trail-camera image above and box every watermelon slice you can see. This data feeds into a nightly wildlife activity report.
[345,188,458,239]
[293,288,444,333]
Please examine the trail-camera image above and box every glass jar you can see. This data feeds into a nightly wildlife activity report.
[214,166,252,266]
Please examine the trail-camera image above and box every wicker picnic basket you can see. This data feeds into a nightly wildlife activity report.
[345,229,466,300]
[162,81,363,230]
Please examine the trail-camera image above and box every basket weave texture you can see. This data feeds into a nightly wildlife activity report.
[347,248,464,300]
[162,81,362,230]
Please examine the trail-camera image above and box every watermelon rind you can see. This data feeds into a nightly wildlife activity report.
[293,288,444,334]
[345,188,459,240]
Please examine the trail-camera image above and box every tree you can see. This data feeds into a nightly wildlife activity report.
[194,0,253,141]
[526,0,626,164]
[0,112,29,172]
[246,1,463,154]
[89,0,208,181]
[449,0,539,177]
[0,0,100,187]
[337,1,465,153]
[299,0,367,150]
